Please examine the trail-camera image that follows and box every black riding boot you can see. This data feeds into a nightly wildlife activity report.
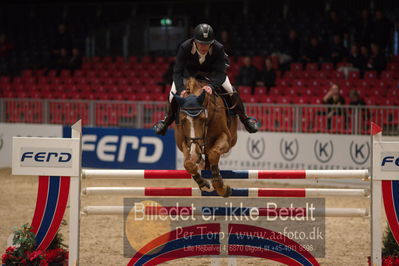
[231,93,258,133]
[153,98,178,136]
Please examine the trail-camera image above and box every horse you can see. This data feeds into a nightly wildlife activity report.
[174,77,238,197]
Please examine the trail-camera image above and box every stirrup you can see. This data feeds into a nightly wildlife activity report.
[243,117,259,133]
[153,120,168,136]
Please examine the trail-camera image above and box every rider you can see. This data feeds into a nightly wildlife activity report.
[153,23,258,135]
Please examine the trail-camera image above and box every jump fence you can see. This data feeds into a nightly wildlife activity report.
[10,120,399,266]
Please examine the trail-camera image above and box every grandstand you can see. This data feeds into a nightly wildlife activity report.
[0,0,398,135]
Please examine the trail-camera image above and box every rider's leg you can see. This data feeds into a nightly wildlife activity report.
[153,82,178,136]
[221,76,258,133]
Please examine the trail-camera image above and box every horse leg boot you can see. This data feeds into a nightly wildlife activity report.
[183,148,212,192]
[210,165,231,197]
[230,92,258,133]
[153,98,178,136]
[192,172,212,192]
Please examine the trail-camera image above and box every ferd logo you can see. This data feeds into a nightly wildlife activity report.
[349,141,370,165]
[280,138,299,161]
[314,140,333,163]
[20,148,72,168]
[247,136,265,160]
[381,152,399,171]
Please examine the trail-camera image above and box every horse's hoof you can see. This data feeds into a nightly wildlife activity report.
[199,182,214,192]
[222,185,232,198]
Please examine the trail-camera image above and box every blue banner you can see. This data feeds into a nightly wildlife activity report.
[63,127,175,169]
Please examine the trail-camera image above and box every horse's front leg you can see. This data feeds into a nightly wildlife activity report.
[182,142,212,192]
[208,133,232,198]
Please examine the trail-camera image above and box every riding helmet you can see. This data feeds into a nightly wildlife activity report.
[193,24,215,44]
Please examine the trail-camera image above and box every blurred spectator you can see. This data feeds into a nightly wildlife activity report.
[50,23,73,70]
[360,45,370,61]
[274,29,301,71]
[0,33,14,57]
[68,48,82,73]
[236,56,258,88]
[219,30,234,56]
[348,89,369,132]
[354,9,372,47]
[323,83,345,107]
[54,48,70,75]
[367,42,387,74]
[322,83,346,129]
[342,32,351,49]
[256,57,276,91]
[371,9,393,52]
[302,36,325,64]
[325,10,345,39]
[338,44,366,78]
[328,34,348,65]
[348,89,366,105]
[53,23,73,52]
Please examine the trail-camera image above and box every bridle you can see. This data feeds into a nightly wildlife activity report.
[180,106,208,161]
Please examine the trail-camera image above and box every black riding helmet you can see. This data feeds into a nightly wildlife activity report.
[193,24,215,45]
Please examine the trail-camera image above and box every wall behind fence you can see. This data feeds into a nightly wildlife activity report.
[63,126,176,169]
[176,131,372,171]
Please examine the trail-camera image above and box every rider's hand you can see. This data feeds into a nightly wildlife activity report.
[202,86,213,95]
[180,90,188,97]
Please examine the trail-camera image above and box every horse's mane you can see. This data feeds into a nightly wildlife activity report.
[186,77,207,96]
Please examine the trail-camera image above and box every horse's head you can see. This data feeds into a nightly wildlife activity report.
[175,91,207,163]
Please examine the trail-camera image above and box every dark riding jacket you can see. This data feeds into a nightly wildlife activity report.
[173,38,228,95]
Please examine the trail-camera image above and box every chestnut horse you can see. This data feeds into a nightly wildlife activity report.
[174,77,238,197]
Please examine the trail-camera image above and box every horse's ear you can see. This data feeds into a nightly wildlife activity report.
[197,90,206,105]
[174,95,186,106]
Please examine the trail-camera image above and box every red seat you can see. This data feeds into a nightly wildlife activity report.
[387,62,399,71]
[293,96,311,104]
[348,71,360,80]
[286,87,300,96]
[290,63,303,71]
[310,96,323,105]
[313,71,329,79]
[278,116,294,132]
[364,71,377,80]
[146,84,164,94]
[321,62,334,71]
[312,115,328,133]
[380,70,399,80]
[258,95,276,104]
[365,97,376,105]
[303,87,315,97]
[253,86,267,95]
[15,91,29,98]
[153,93,168,101]
[306,63,318,71]
[387,88,399,98]
[381,97,396,106]
[375,80,392,89]
[238,86,252,95]
[277,96,290,104]
[2,90,14,98]
[330,71,344,79]
[284,71,296,80]
[330,116,349,134]
[246,95,259,103]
